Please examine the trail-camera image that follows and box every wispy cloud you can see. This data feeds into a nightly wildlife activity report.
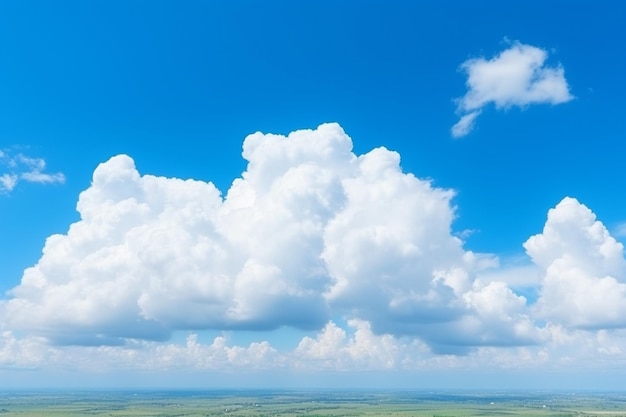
[451,111,481,138]
[452,41,573,138]
[613,222,626,239]
[0,150,65,193]
[0,173,18,192]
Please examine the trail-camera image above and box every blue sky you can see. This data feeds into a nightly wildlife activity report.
[1,1,626,389]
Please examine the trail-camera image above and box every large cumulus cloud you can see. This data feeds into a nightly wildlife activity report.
[4,124,626,362]
[2,123,534,351]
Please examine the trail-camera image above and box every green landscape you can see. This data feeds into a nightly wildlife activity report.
[2,391,626,417]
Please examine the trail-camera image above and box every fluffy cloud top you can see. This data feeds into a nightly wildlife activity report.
[525,197,626,329]
[452,41,573,137]
[0,151,65,193]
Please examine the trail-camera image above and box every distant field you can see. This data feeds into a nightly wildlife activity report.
[1,390,626,417]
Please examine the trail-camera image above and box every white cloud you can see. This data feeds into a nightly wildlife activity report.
[295,320,406,370]
[452,41,573,137]
[0,173,18,192]
[525,197,626,329]
[0,151,65,193]
[2,123,532,352]
[0,125,364,345]
[4,124,626,379]
[0,331,51,369]
[4,318,626,378]
[20,171,66,184]
[0,329,282,372]
[451,110,481,138]
[460,280,544,346]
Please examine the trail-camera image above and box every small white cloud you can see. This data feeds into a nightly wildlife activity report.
[16,154,65,185]
[0,173,18,193]
[452,41,573,137]
[0,151,65,193]
[294,320,403,370]
[20,171,66,184]
[16,154,46,172]
[451,110,481,138]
